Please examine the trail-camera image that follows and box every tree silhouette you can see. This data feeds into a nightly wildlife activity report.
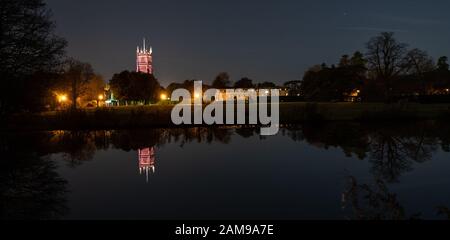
[212,72,231,89]
[59,59,95,110]
[350,51,367,67]
[437,56,449,71]
[301,63,365,101]
[257,82,277,89]
[234,77,255,89]
[339,55,350,67]
[110,71,162,104]
[404,48,435,94]
[366,32,409,99]
[0,0,67,113]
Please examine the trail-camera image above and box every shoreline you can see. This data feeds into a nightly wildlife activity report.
[3,102,450,131]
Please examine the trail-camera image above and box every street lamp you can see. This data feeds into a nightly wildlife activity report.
[58,94,67,103]
[160,93,167,101]
[56,94,68,110]
[97,94,104,107]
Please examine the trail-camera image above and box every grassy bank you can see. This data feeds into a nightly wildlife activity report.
[280,102,450,122]
[3,102,450,130]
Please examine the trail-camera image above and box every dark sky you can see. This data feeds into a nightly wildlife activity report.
[46,0,450,87]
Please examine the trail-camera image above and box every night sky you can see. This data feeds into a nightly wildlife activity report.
[46,0,450,86]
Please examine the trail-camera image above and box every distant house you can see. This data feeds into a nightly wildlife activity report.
[212,88,286,102]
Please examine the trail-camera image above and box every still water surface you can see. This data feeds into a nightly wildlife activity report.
[3,121,450,220]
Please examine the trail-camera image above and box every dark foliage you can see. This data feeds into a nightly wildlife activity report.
[0,0,67,113]
[110,71,162,103]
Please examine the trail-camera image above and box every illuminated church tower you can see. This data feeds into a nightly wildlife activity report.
[136,38,153,74]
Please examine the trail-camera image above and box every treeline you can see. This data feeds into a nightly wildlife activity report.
[165,72,280,96]
[105,72,281,105]
[300,32,450,102]
[163,32,450,103]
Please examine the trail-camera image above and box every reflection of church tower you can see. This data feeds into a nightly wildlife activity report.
[138,147,156,182]
[136,38,153,74]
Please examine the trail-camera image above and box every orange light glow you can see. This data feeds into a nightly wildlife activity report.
[349,89,360,97]
[57,94,68,103]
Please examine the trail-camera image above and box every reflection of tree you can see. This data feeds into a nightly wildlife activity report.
[49,131,110,167]
[434,121,450,152]
[4,122,447,180]
[13,128,234,168]
[342,176,450,220]
[281,125,304,142]
[49,129,235,166]
[342,177,417,220]
[170,128,232,147]
[110,127,232,150]
[289,122,370,159]
[3,123,450,220]
[369,135,414,183]
[20,123,443,180]
[293,122,448,219]
[60,132,96,167]
[235,127,257,139]
[0,152,68,220]
[368,123,438,183]
[291,122,441,182]
[12,128,231,167]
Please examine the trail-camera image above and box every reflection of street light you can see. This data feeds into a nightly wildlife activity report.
[194,93,200,99]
